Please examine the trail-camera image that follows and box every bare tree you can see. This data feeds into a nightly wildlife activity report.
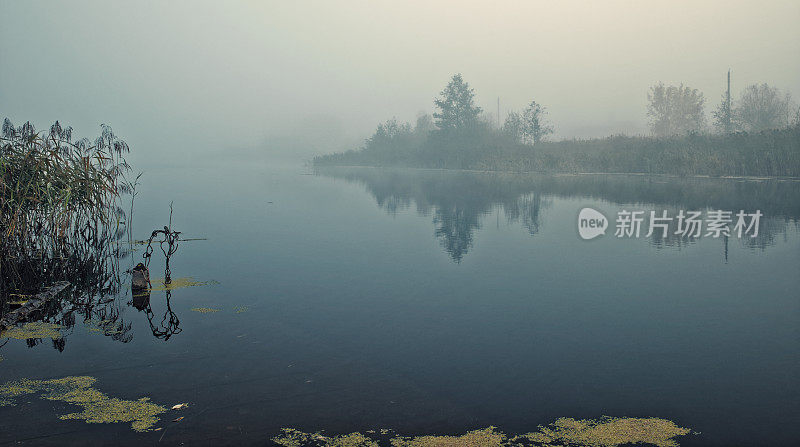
[647,82,706,136]
[733,83,792,131]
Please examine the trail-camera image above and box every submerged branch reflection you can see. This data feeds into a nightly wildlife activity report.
[130,289,182,341]
[129,219,183,341]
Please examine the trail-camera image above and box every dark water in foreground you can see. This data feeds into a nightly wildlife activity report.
[1,164,799,446]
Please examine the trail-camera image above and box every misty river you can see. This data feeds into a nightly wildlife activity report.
[1,164,798,446]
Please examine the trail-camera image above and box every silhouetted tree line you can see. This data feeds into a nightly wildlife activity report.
[315,74,800,177]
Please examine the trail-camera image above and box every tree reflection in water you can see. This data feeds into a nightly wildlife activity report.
[319,167,799,262]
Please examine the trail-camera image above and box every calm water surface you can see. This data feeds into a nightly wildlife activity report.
[1,163,798,446]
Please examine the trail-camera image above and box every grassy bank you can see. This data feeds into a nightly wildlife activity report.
[314,126,800,177]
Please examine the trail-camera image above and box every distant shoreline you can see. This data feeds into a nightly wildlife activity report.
[315,164,800,182]
[314,126,800,179]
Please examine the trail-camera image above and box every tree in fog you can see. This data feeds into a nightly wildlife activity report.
[414,113,436,135]
[503,111,524,142]
[521,101,553,145]
[365,118,412,152]
[371,118,411,141]
[646,82,706,136]
[712,95,733,133]
[503,101,553,145]
[712,70,734,134]
[733,83,792,131]
[433,74,482,131]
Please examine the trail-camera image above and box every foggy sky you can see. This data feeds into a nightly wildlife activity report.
[1,0,799,165]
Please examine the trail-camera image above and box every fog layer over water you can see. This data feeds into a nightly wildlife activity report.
[1,164,798,445]
[2,1,800,165]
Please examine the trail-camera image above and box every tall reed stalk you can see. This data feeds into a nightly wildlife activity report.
[1,118,133,299]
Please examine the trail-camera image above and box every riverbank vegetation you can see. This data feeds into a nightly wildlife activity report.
[1,118,137,339]
[314,75,800,177]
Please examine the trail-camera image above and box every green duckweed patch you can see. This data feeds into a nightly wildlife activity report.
[514,416,691,447]
[272,417,692,447]
[192,307,221,313]
[149,277,219,292]
[392,427,506,447]
[274,429,380,447]
[1,322,62,340]
[0,376,167,432]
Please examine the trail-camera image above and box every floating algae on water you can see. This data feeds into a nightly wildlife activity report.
[192,307,221,313]
[273,428,500,447]
[0,376,167,432]
[514,416,691,447]
[1,322,62,340]
[274,429,380,447]
[147,277,219,293]
[392,427,507,447]
[272,417,692,447]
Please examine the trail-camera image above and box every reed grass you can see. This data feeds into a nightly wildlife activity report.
[1,118,134,312]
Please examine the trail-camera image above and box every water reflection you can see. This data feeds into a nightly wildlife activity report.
[0,221,192,350]
[129,232,183,341]
[0,224,134,351]
[129,288,182,341]
[318,167,800,261]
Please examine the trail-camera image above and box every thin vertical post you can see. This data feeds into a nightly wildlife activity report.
[726,69,731,132]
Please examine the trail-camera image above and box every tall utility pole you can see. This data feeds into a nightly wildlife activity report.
[725,69,732,132]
